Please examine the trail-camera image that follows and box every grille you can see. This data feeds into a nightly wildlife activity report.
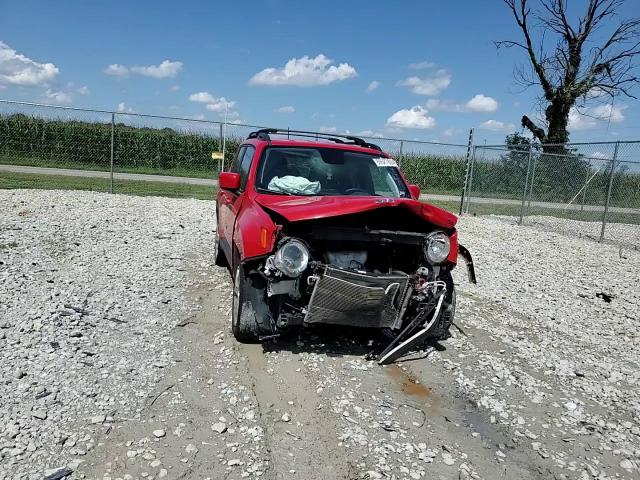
[304,267,410,328]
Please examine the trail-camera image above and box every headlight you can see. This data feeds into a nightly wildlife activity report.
[273,239,309,277]
[424,231,450,264]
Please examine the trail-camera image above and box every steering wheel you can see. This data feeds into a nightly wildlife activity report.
[344,188,370,196]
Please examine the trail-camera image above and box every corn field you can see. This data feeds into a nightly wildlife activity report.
[1,107,639,212]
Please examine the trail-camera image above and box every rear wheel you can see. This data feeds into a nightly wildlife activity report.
[231,263,273,342]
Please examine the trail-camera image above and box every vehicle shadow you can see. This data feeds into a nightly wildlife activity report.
[261,325,446,363]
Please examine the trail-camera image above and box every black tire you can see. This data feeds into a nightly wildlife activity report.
[231,263,273,342]
[426,271,456,340]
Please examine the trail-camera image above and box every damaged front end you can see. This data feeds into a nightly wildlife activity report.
[253,207,476,364]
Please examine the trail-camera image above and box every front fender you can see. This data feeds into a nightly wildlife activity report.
[234,199,277,261]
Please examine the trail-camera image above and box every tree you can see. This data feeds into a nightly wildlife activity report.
[497,0,640,152]
[498,133,533,195]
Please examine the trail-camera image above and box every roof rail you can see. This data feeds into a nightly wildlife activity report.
[247,128,382,152]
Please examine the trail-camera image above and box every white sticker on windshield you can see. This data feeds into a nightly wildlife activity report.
[372,157,398,168]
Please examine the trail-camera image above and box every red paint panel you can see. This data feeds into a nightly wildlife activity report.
[254,194,457,229]
[233,198,277,260]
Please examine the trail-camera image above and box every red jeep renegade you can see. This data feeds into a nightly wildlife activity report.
[215,129,475,364]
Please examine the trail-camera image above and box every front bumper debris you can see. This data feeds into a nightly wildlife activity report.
[377,283,446,365]
[458,244,477,284]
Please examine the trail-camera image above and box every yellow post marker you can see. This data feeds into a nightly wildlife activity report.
[211,151,224,173]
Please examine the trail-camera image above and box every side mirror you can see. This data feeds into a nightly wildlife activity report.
[219,172,241,190]
[408,184,421,200]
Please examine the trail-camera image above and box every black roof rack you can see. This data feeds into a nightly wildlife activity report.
[246,128,382,152]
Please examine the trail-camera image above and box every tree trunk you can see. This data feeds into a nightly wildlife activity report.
[543,100,571,154]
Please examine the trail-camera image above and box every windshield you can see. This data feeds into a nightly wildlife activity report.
[255,147,410,198]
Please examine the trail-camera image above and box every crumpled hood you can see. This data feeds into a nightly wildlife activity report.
[254,194,457,229]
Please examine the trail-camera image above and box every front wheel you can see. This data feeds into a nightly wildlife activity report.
[231,263,273,342]
[214,231,227,267]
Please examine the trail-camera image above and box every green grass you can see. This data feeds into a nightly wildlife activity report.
[429,199,640,225]
[2,171,637,225]
[0,172,217,200]
[0,154,218,179]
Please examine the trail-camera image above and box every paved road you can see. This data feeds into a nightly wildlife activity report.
[0,164,218,186]
[2,163,638,215]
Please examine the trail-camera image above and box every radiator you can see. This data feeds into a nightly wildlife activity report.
[304,266,410,328]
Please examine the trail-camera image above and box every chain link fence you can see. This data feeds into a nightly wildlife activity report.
[465,143,640,244]
[0,100,266,198]
[1,99,638,245]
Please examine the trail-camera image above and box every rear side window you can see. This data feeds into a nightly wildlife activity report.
[239,146,255,191]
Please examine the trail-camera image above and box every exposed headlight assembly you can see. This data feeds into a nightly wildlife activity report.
[273,239,309,277]
[424,231,451,264]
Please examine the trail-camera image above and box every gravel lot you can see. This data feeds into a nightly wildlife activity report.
[1,189,638,480]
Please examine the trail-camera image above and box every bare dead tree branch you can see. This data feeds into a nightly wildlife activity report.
[497,0,640,149]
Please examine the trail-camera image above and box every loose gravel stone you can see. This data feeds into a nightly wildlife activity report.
[1,190,638,480]
[211,422,227,434]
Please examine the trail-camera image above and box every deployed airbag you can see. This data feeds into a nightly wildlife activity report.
[267,175,321,195]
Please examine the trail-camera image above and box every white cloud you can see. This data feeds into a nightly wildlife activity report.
[43,89,72,104]
[189,91,238,120]
[366,80,380,92]
[319,126,337,133]
[249,54,357,87]
[275,105,295,113]
[76,85,90,95]
[479,119,515,132]
[206,100,235,113]
[356,129,384,138]
[591,104,625,123]
[189,91,236,113]
[117,102,133,113]
[105,60,183,79]
[397,69,451,96]
[424,98,464,112]
[409,61,436,70]
[189,91,217,103]
[444,128,461,137]
[466,94,498,113]
[131,60,183,78]
[170,85,180,92]
[386,106,436,129]
[104,64,129,77]
[424,94,499,113]
[0,41,59,86]
[569,104,626,130]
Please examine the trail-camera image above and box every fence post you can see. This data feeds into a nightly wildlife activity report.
[464,143,477,214]
[519,143,533,225]
[459,128,474,215]
[110,112,115,194]
[526,147,538,216]
[599,141,619,242]
[580,156,590,212]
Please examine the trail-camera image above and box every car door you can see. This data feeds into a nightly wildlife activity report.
[218,146,246,262]
[219,145,256,264]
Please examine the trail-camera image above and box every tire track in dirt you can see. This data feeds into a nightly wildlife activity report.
[240,340,357,480]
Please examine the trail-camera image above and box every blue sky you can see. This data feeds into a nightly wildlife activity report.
[0,0,638,145]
